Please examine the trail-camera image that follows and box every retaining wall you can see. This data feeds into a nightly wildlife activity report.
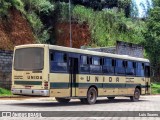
[0,50,13,89]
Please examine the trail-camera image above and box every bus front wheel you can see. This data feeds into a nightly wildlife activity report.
[55,98,70,103]
[130,88,140,102]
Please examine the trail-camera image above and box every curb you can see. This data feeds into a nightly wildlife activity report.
[0,96,54,100]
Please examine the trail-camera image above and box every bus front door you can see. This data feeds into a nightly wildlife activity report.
[145,64,150,94]
[69,58,78,97]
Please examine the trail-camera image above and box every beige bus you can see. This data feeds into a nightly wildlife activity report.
[11,44,151,104]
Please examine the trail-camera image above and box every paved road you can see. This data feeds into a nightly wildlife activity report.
[0,95,160,120]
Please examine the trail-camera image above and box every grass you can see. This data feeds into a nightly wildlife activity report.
[0,87,12,96]
[151,83,160,95]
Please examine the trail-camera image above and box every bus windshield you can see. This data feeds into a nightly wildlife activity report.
[14,48,44,70]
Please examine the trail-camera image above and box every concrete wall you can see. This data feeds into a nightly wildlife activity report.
[0,50,13,89]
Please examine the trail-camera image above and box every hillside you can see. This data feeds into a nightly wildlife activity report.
[0,8,35,50]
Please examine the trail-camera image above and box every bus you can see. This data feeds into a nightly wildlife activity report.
[11,44,151,104]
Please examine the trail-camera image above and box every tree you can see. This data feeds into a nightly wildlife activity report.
[144,7,160,81]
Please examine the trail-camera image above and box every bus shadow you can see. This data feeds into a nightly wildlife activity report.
[8,99,147,107]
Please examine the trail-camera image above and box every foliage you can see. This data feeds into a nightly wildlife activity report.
[0,87,12,96]
[118,0,131,7]
[0,0,54,43]
[11,0,24,12]
[26,12,47,43]
[72,5,145,46]
[56,2,70,22]
[22,0,54,14]
[0,0,145,46]
[53,0,132,17]
[22,0,54,43]
[153,0,160,6]
[0,0,11,17]
[47,2,146,46]
[144,7,160,81]
[151,83,160,94]
[0,0,25,17]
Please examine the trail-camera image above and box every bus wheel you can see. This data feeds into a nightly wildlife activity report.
[86,87,97,104]
[107,97,115,100]
[55,98,70,103]
[130,88,140,102]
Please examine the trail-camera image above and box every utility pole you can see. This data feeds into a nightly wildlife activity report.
[69,0,72,48]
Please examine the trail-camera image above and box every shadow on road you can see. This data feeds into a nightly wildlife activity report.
[7,99,147,107]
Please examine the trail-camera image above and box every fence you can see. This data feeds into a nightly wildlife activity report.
[0,50,13,90]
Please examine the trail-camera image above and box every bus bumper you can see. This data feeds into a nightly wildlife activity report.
[11,89,49,96]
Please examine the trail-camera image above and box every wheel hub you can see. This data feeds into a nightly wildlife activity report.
[89,92,95,101]
[135,91,139,99]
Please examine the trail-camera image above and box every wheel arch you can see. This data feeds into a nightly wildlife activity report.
[88,85,98,96]
[136,85,141,95]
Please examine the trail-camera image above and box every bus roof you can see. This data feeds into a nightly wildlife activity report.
[15,44,149,63]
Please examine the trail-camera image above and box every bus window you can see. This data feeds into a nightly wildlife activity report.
[103,58,114,75]
[136,62,144,77]
[90,56,102,74]
[115,59,125,75]
[80,55,90,73]
[50,51,68,72]
[14,48,44,70]
[126,61,135,76]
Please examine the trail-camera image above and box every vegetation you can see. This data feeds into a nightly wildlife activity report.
[0,87,12,96]
[72,5,145,46]
[151,83,160,94]
[56,2,145,46]
[144,0,160,81]
[0,0,54,43]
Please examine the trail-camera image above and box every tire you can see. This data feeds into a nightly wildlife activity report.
[85,87,97,104]
[130,88,140,102]
[107,97,115,100]
[55,97,70,103]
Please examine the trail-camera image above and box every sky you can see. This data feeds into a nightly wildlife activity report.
[134,0,153,17]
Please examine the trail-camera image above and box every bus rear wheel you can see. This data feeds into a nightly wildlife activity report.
[130,88,140,102]
[107,97,115,100]
[85,87,97,104]
[55,98,70,103]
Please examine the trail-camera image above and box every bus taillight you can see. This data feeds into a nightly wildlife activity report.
[44,82,48,87]
[44,82,48,89]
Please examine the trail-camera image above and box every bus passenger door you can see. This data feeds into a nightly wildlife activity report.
[69,57,78,97]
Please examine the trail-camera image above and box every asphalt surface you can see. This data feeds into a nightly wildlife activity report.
[0,95,160,120]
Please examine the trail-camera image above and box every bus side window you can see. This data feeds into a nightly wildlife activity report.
[103,58,114,75]
[126,61,135,76]
[136,62,144,77]
[115,59,125,75]
[90,56,102,74]
[50,51,68,72]
[80,55,90,73]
